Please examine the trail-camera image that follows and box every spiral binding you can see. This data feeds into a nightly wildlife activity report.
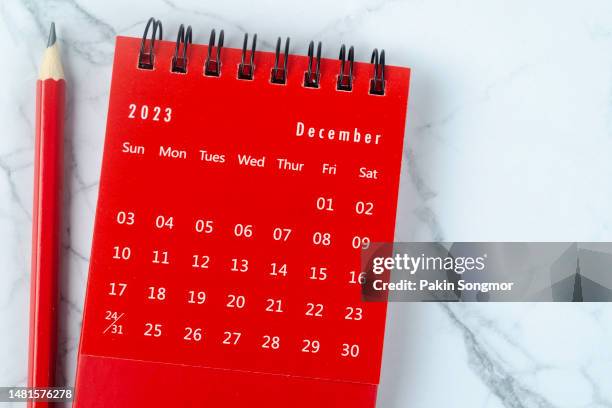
[138,18,162,69]
[138,18,388,95]
[238,33,257,80]
[304,41,322,88]
[205,29,224,76]
[369,49,385,95]
[337,44,354,92]
[172,24,192,73]
[271,37,290,84]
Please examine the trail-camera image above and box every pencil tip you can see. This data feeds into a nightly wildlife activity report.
[47,22,56,47]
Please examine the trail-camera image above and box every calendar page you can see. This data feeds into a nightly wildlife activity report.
[74,33,410,407]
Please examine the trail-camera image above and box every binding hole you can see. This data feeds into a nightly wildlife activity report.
[369,49,386,95]
[336,44,354,91]
[304,41,322,88]
[205,29,224,76]
[238,33,257,80]
[138,17,163,70]
[172,24,192,73]
[271,37,290,84]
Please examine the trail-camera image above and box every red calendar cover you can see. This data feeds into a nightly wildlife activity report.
[74,19,410,407]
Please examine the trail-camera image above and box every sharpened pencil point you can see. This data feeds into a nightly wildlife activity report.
[40,22,64,80]
[47,22,56,47]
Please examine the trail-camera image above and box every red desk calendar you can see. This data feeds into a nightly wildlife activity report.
[74,18,410,408]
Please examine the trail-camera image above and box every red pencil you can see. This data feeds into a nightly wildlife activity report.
[28,22,65,408]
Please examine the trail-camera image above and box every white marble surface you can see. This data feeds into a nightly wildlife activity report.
[1,0,612,406]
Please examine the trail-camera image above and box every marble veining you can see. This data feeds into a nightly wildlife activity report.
[1,0,612,407]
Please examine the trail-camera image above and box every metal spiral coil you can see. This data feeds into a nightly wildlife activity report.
[171,24,192,73]
[205,29,224,77]
[369,48,386,95]
[138,17,163,69]
[238,33,257,80]
[271,37,290,84]
[337,44,354,91]
[137,19,390,96]
[304,41,322,88]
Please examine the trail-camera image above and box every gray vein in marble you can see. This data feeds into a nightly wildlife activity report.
[399,62,531,245]
[414,64,530,140]
[461,309,549,370]
[582,18,612,41]
[442,303,556,408]
[406,147,436,201]
[0,203,30,308]
[18,105,35,141]
[72,181,98,195]
[405,147,445,240]
[161,0,277,49]
[64,242,89,263]
[63,150,96,215]
[414,205,444,241]
[581,368,612,408]
[0,3,38,74]
[1,272,27,310]
[311,0,401,43]
[19,0,116,65]
[59,293,83,315]
[14,376,27,389]
[161,0,248,32]
[0,2,20,41]
[63,96,99,210]
[0,157,32,220]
